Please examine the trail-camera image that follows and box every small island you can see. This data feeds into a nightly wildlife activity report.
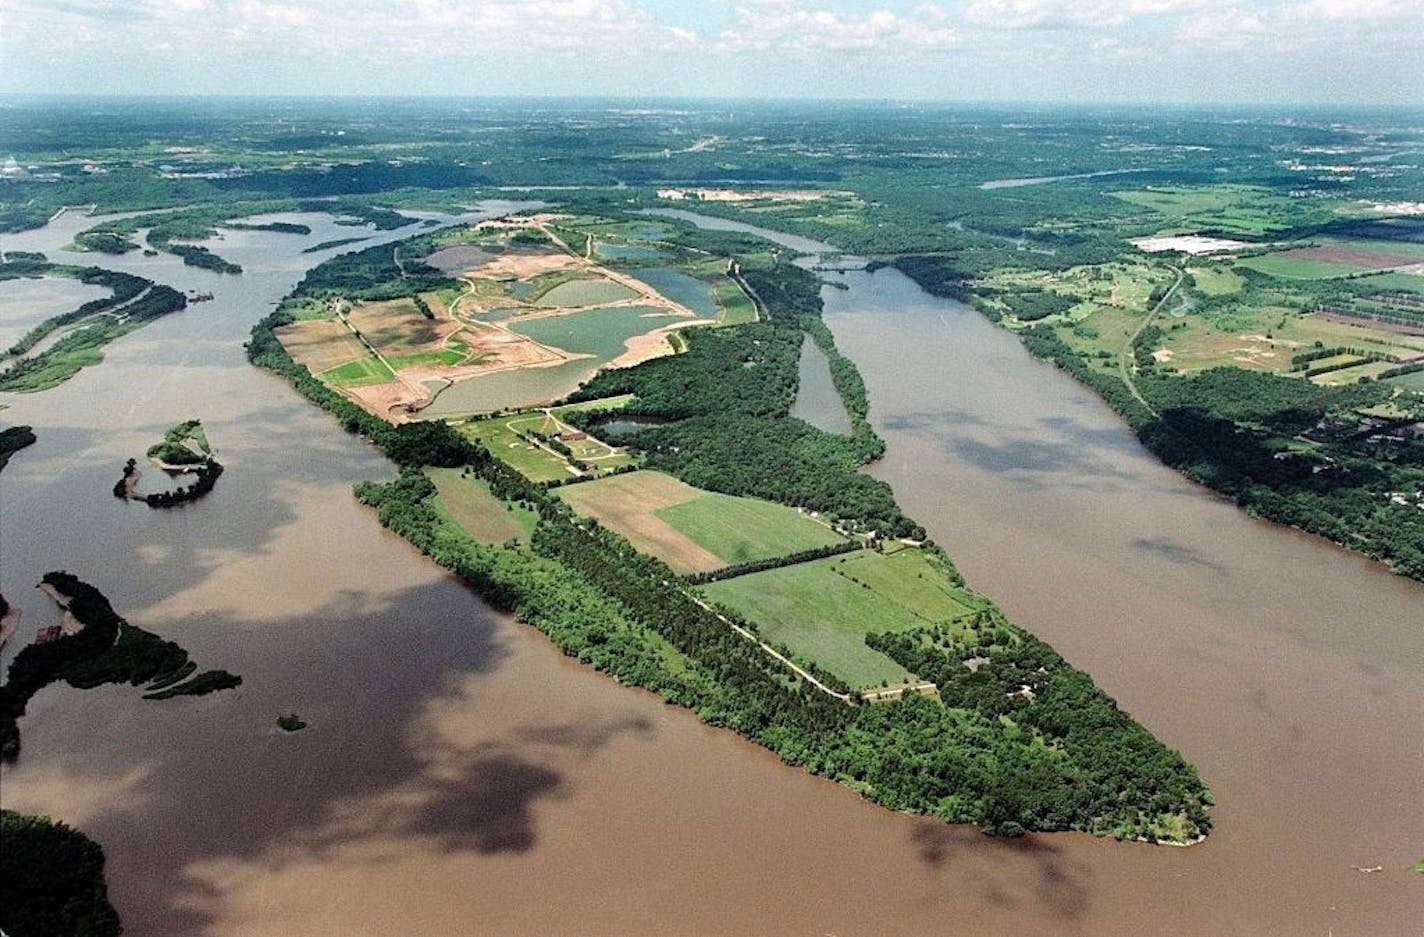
[0,572,241,759]
[276,713,307,732]
[113,419,223,507]
[0,424,36,472]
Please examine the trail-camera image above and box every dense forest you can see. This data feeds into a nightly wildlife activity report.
[0,811,121,937]
[568,242,918,538]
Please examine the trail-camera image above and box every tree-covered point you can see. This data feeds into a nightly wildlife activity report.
[0,262,149,359]
[0,572,241,759]
[353,456,1209,841]
[290,229,455,301]
[0,811,121,937]
[0,424,37,472]
[0,269,187,393]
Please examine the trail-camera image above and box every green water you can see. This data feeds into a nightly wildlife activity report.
[629,267,718,318]
[512,305,678,359]
[537,278,638,306]
[421,305,680,417]
[595,242,663,261]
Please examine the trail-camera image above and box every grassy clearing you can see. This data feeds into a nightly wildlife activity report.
[1387,370,1424,391]
[427,467,536,544]
[713,280,759,325]
[1310,359,1399,385]
[457,414,580,483]
[386,348,468,369]
[702,555,925,688]
[1238,254,1365,280]
[835,546,981,621]
[1189,265,1245,296]
[321,356,395,387]
[552,393,636,414]
[655,492,845,566]
[1353,273,1424,295]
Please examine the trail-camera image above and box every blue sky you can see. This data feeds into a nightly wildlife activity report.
[2,0,1421,104]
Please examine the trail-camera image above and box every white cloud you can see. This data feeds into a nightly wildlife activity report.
[965,0,1210,30]
[714,4,957,53]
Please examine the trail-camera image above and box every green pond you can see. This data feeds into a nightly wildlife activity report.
[629,267,718,318]
[537,278,639,306]
[512,305,678,359]
[420,305,680,417]
[594,242,664,261]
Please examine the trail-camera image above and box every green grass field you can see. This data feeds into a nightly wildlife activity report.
[1237,254,1364,280]
[1387,369,1424,391]
[713,281,759,325]
[386,348,468,369]
[702,547,981,688]
[1109,185,1312,236]
[321,356,394,387]
[458,414,581,483]
[656,492,845,566]
[1353,272,1424,295]
[1190,265,1245,296]
[427,467,537,544]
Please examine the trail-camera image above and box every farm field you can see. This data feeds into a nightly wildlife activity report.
[1387,369,1424,391]
[1108,183,1342,235]
[1237,254,1367,280]
[700,548,982,688]
[557,470,845,574]
[713,280,758,325]
[322,356,394,387]
[427,467,536,544]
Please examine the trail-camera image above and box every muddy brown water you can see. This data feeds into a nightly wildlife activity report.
[0,209,1419,936]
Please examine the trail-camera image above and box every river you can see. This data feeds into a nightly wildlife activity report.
[1,207,1419,936]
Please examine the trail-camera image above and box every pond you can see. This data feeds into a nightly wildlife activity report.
[627,267,718,318]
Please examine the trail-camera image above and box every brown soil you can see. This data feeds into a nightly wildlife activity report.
[1284,246,1421,269]
[275,320,368,373]
[471,252,580,280]
[557,471,724,574]
[346,298,457,358]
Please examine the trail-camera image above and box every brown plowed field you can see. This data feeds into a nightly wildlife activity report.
[275,320,367,372]
[557,471,723,574]
[1284,246,1421,269]
[346,298,454,357]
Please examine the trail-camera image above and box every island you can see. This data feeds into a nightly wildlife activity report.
[249,207,1214,843]
[0,258,188,392]
[113,419,223,506]
[0,572,241,759]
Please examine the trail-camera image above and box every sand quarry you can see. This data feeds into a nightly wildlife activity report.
[279,217,708,421]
